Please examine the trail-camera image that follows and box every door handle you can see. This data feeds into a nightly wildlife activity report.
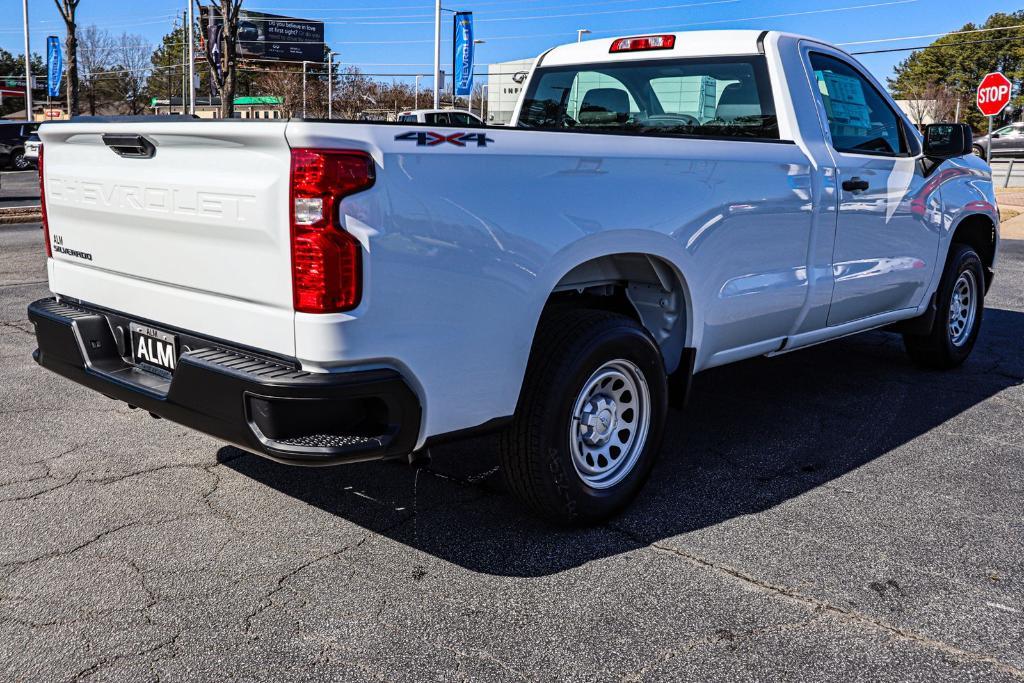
[842,177,869,192]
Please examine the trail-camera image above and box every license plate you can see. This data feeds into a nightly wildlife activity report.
[130,323,179,374]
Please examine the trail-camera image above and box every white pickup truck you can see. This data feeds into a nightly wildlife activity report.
[29,30,998,524]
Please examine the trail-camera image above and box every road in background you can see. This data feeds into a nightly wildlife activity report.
[0,170,40,210]
[0,224,1022,681]
[990,160,1024,189]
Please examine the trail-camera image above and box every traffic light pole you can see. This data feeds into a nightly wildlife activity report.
[21,0,33,122]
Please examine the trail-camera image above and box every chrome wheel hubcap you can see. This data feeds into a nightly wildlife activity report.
[948,270,977,347]
[569,359,651,490]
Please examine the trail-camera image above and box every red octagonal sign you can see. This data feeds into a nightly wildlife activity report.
[977,72,1012,117]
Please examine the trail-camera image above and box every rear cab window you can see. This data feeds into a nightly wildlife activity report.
[517,55,779,141]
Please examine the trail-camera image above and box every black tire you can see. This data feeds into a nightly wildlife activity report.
[9,149,30,171]
[499,308,668,525]
[903,244,985,369]
[972,145,985,157]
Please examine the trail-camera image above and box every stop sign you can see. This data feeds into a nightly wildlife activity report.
[977,72,1012,117]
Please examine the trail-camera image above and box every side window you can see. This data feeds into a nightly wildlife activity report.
[448,112,473,125]
[425,113,450,125]
[810,53,906,156]
[398,115,416,123]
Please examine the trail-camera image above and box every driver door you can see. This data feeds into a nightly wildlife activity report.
[806,50,940,326]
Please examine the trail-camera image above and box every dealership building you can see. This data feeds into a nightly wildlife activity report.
[486,59,535,125]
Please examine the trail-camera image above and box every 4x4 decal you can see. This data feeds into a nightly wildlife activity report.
[394,131,494,148]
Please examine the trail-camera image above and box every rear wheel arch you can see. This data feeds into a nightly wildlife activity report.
[539,252,693,375]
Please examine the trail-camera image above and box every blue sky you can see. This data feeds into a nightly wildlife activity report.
[1,0,1021,86]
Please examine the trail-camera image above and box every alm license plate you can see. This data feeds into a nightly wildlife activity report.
[130,323,179,374]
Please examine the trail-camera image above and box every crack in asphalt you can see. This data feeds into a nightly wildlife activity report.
[605,527,1024,680]
[619,616,821,682]
[243,536,371,636]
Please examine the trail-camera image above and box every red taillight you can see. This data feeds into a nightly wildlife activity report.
[38,144,51,258]
[609,35,676,53]
[290,149,375,313]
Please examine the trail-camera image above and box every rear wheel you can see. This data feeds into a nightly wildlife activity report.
[903,244,985,369]
[10,149,30,171]
[499,309,668,525]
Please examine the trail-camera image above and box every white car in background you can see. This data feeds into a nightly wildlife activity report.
[396,109,483,125]
[23,133,41,166]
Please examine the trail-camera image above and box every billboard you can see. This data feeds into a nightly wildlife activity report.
[452,12,474,97]
[201,7,325,64]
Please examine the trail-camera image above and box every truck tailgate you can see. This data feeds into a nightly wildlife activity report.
[39,121,295,356]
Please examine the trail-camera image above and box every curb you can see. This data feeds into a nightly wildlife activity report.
[0,210,42,225]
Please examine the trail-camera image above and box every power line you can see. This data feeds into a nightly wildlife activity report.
[850,35,1024,55]
[839,23,1024,46]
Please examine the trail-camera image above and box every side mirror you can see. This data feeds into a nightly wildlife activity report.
[923,123,973,160]
[992,132,1001,139]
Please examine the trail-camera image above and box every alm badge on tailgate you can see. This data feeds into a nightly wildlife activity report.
[130,322,179,374]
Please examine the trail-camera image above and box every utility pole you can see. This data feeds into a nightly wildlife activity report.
[328,52,339,119]
[21,0,33,121]
[302,60,308,118]
[182,11,188,114]
[187,0,195,115]
[433,0,441,109]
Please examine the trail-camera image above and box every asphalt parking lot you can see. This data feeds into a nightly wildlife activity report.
[0,171,39,210]
[1,223,1022,682]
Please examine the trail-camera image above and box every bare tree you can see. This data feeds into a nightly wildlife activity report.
[332,67,377,119]
[902,81,958,128]
[54,0,82,116]
[78,26,115,115]
[251,66,302,117]
[201,0,244,118]
[109,33,151,115]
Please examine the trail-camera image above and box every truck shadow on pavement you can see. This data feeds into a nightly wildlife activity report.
[219,308,1024,578]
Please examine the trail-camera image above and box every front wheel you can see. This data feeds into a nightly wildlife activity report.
[499,309,668,525]
[972,145,985,157]
[903,244,985,369]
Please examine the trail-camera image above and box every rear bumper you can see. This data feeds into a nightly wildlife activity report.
[27,297,422,466]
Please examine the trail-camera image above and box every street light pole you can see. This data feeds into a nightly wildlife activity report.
[327,52,339,119]
[472,39,486,116]
[415,74,422,109]
[433,0,442,109]
[577,28,591,43]
[21,0,33,122]
[187,0,195,115]
[302,60,309,118]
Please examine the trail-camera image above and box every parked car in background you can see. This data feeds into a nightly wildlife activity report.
[23,133,41,167]
[396,109,483,125]
[972,121,1024,158]
[0,121,40,170]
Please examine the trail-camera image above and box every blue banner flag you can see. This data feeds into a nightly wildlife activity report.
[453,12,474,98]
[46,36,62,99]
